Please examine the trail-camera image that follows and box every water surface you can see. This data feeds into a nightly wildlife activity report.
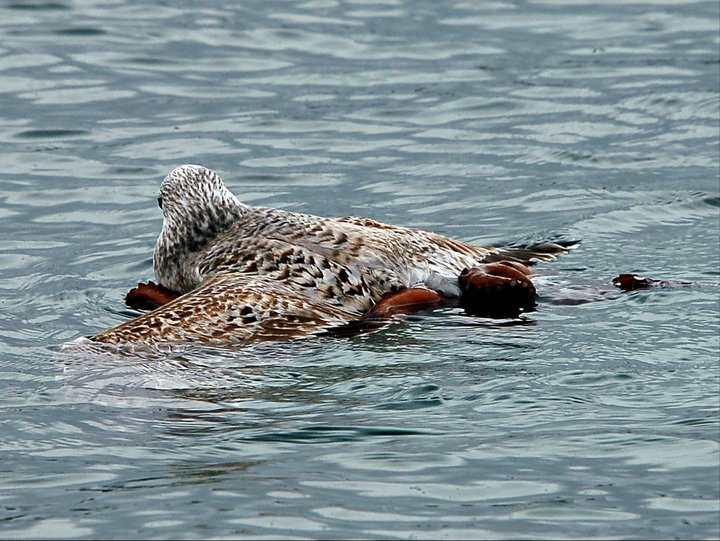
[0,0,718,539]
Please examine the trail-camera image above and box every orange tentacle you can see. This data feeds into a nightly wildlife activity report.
[366,288,445,319]
[459,261,536,317]
[125,281,181,311]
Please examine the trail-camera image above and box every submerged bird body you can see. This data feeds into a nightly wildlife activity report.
[92,165,563,346]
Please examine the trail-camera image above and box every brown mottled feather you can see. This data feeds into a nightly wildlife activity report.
[93,273,361,346]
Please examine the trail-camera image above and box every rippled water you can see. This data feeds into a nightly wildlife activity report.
[1,0,718,539]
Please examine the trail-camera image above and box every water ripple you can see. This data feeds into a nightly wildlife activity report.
[0,0,718,539]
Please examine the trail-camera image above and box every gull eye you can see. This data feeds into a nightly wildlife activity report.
[157,196,163,209]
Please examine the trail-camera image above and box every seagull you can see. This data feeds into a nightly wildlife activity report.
[92,165,567,347]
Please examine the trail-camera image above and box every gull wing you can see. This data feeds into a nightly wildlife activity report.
[93,272,363,347]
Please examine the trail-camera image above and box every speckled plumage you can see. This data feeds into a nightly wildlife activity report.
[92,272,361,346]
[93,165,565,346]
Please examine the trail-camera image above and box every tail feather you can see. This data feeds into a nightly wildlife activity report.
[481,240,579,265]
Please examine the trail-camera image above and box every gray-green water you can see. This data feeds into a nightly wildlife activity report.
[1,1,718,539]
